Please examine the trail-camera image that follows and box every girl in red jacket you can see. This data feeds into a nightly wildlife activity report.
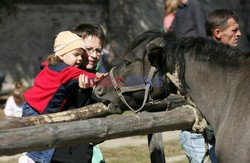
[19,31,97,163]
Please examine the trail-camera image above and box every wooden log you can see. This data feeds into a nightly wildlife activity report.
[0,95,189,130]
[0,105,198,156]
[0,103,110,130]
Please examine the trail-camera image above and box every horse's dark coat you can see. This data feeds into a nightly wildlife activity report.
[162,33,250,163]
[94,31,250,162]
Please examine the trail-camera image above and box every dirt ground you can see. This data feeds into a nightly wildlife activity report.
[99,130,187,163]
[99,131,181,148]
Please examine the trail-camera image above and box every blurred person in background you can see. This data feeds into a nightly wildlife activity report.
[96,44,117,73]
[163,0,180,32]
[169,0,206,37]
[206,9,241,47]
[3,82,25,117]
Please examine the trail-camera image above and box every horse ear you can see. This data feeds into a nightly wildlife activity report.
[146,37,165,53]
[146,37,165,67]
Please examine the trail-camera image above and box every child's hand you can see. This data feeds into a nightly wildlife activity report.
[95,72,108,82]
[79,74,95,89]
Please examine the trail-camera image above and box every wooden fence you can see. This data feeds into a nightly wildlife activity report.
[0,96,202,162]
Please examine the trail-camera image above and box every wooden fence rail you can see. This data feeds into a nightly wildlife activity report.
[0,105,197,156]
[0,103,109,130]
[0,95,190,130]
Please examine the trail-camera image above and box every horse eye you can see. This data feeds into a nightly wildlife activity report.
[124,60,131,65]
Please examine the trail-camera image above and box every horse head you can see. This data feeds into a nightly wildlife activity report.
[94,31,177,114]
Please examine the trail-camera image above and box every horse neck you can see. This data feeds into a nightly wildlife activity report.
[183,55,250,132]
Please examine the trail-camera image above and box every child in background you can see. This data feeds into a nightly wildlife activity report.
[3,82,25,117]
[19,31,97,163]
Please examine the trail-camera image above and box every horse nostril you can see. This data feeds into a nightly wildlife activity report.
[94,85,104,96]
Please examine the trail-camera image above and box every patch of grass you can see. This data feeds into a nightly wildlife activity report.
[101,139,187,163]
[175,161,188,163]
[102,145,151,163]
[164,140,185,157]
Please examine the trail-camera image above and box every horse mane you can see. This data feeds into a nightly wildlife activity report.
[124,29,164,55]
[122,30,166,75]
[125,30,249,70]
[163,32,249,67]
[122,30,250,94]
[180,36,249,66]
[161,32,250,93]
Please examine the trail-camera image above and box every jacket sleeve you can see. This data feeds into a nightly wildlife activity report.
[59,66,96,84]
[193,1,206,37]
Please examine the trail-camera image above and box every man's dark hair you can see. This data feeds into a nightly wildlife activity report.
[205,9,238,36]
[72,23,107,48]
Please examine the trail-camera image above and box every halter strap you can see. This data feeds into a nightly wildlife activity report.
[109,37,166,113]
[109,66,157,113]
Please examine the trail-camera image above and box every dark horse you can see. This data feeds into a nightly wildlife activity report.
[94,30,250,163]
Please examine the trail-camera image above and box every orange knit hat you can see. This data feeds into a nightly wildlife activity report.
[54,31,86,57]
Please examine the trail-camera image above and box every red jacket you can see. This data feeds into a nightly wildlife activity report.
[24,62,96,114]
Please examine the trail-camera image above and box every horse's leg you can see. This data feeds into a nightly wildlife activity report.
[147,133,166,163]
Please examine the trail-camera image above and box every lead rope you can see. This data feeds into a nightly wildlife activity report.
[166,65,208,131]
[185,98,208,132]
